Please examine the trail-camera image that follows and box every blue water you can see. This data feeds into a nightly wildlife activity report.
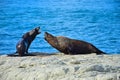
[0,0,120,55]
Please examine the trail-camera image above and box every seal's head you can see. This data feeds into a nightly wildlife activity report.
[44,32,54,40]
[22,27,41,41]
[35,27,41,34]
[44,32,58,48]
[29,27,41,36]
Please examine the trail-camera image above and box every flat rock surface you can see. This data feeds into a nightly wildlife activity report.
[0,54,120,80]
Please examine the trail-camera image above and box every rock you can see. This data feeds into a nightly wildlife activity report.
[0,54,120,80]
[96,73,119,80]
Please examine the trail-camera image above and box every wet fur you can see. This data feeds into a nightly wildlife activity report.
[16,27,40,56]
[44,32,106,55]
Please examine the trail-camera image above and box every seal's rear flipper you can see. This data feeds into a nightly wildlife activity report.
[96,51,107,55]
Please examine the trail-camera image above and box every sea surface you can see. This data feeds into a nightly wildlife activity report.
[0,0,120,55]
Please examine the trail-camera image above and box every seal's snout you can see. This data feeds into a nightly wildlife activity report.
[44,32,53,41]
[35,27,41,34]
[45,32,48,36]
[44,32,48,40]
[45,32,55,38]
[44,32,51,38]
[37,26,40,29]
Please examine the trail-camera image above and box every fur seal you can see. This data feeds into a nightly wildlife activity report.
[16,27,41,56]
[44,32,106,55]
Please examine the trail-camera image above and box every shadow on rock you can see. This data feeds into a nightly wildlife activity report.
[7,52,58,57]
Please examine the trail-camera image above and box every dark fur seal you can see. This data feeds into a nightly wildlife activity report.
[44,32,106,55]
[16,27,40,56]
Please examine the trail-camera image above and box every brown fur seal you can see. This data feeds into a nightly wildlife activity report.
[44,32,106,55]
[16,27,41,56]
